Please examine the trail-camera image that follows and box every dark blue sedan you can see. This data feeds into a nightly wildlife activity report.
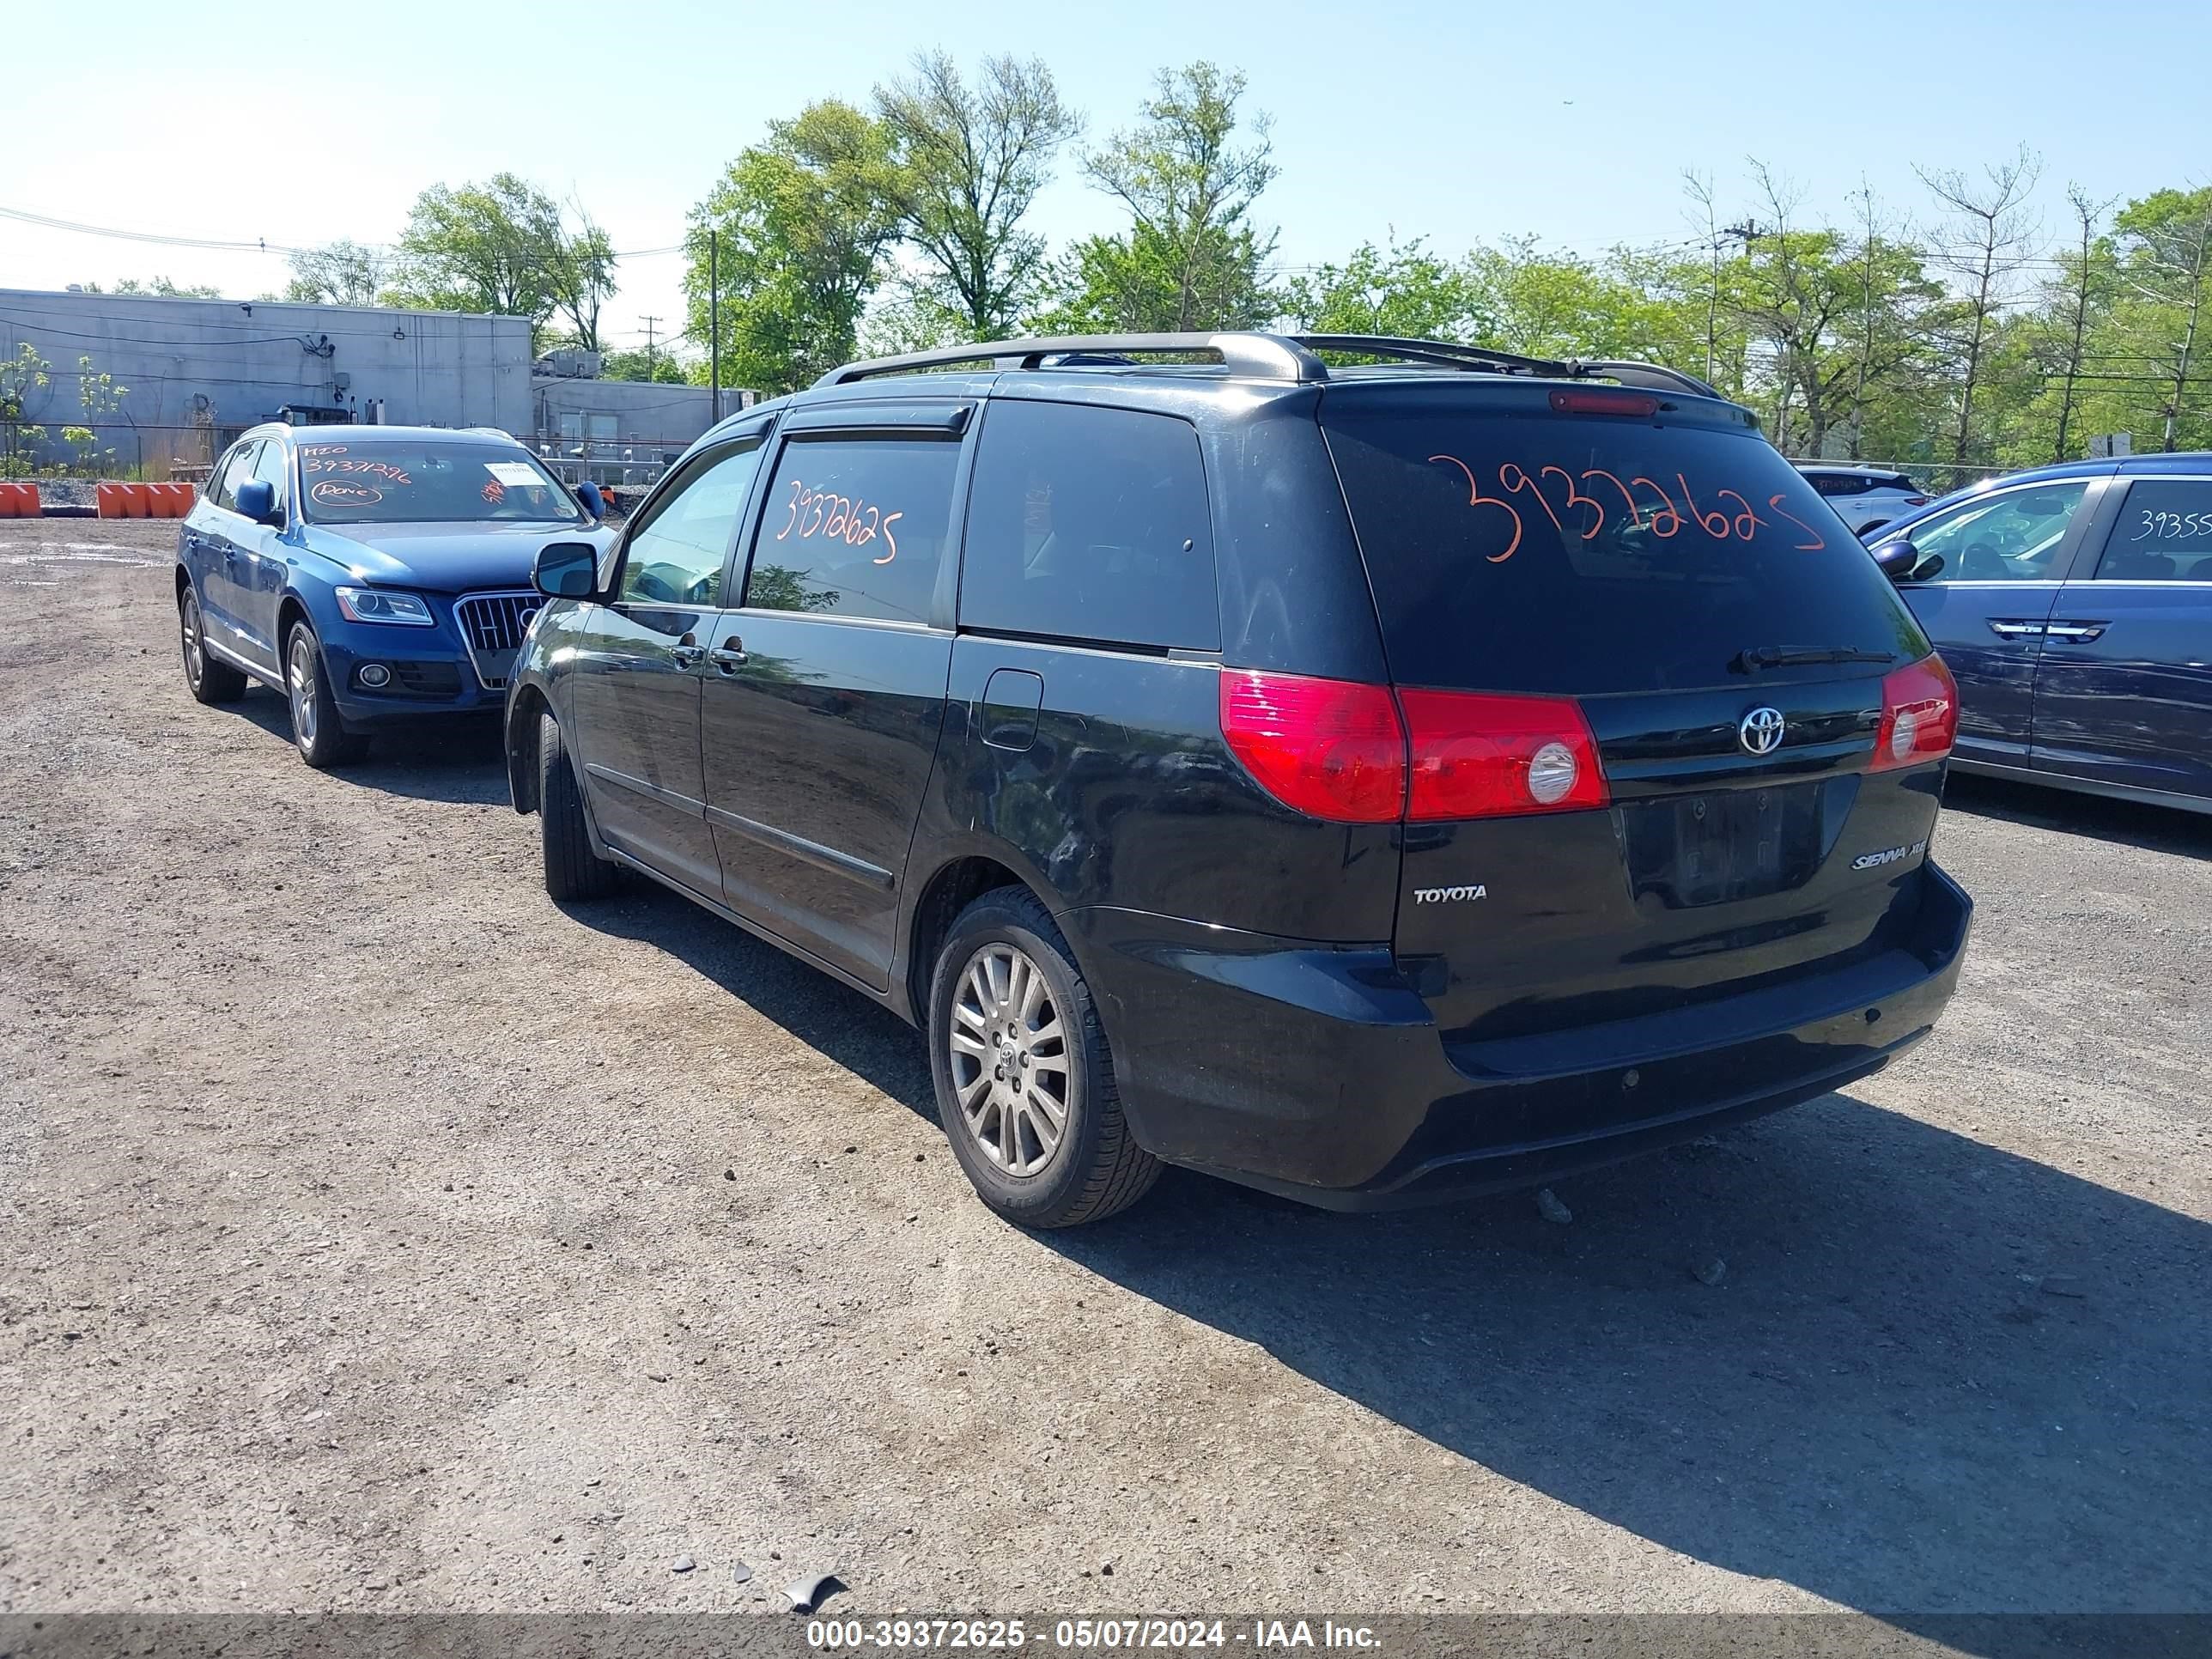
[1869,454,2212,815]
[173,423,616,765]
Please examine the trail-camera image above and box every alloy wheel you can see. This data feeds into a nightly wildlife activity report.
[288,633,319,750]
[947,942,1071,1178]
[180,593,204,688]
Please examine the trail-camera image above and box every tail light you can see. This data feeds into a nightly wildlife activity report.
[1902,495,1929,507]
[1400,689,1608,819]
[1870,653,1959,771]
[1218,671,1407,823]
[1218,671,1610,823]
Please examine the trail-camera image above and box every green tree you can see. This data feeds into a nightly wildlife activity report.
[1916,146,2044,465]
[601,346,688,384]
[1,342,52,474]
[1279,236,1483,342]
[386,175,616,347]
[1040,63,1278,333]
[685,100,901,395]
[2108,185,2212,452]
[86,276,222,298]
[68,356,128,473]
[1466,238,1663,362]
[875,52,1080,337]
[285,240,387,307]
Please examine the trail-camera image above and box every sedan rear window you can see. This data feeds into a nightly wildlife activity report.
[1322,394,1929,695]
[297,441,585,525]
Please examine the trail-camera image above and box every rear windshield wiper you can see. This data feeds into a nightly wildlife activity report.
[1731,645,1898,672]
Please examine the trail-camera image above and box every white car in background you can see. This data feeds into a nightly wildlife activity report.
[1795,465,1931,538]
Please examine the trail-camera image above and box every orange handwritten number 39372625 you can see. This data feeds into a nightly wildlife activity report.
[775,478,904,566]
[1429,455,1522,562]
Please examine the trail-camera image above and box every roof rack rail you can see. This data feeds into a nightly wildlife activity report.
[1291,333,1573,378]
[1567,359,1723,398]
[816,331,1328,386]
[1297,334,1722,398]
[813,331,1725,402]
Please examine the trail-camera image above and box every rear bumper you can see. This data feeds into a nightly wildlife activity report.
[1062,861,1972,1211]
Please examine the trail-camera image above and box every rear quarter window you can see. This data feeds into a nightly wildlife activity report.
[2097,477,2212,580]
[959,399,1218,651]
[1322,395,1929,695]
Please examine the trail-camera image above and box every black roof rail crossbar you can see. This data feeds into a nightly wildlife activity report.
[817,332,1329,386]
[1290,333,1574,379]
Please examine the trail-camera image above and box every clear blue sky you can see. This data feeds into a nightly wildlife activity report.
[7,0,2207,355]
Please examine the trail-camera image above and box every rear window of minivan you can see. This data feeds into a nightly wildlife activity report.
[1322,390,1929,695]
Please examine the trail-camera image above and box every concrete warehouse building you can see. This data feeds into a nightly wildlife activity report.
[0,288,721,484]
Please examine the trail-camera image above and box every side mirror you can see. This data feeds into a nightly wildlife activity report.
[1871,538,1920,580]
[1872,538,1944,584]
[534,540,601,599]
[575,479,605,520]
[234,479,283,527]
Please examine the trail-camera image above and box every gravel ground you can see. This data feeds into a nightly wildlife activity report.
[2,519,2208,1625]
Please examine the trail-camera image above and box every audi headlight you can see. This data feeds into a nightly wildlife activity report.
[335,587,435,626]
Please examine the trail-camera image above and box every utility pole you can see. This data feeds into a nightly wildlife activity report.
[638,315,663,382]
[709,230,721,423]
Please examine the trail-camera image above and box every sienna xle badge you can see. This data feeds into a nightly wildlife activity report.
[503,331,1972,1226]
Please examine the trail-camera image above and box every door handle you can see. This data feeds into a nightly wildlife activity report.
[1986,620,2045,639]
[708,641,748,673]
[671,642,707,669]
[2043,621,2108,643]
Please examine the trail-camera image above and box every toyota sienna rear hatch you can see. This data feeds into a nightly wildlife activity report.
[1318,379,1956,1043]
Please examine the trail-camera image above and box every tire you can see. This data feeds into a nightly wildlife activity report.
[178,584,246,704]
[284,620,371,768]
[927,887,1160,1227]
[538,710,619,902]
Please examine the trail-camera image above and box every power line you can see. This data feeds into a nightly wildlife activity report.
[0,202,686,266]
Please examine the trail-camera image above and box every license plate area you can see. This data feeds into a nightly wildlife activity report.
[1622,781,1826,908]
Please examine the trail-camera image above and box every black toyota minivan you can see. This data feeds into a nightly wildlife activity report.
[504,332,1972,1227]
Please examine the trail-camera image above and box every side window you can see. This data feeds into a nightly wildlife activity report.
[209,442,258,511]
[616,438,765,607]
[250,439,289,514]
[2094,479,2212,581]
[1904,482,2091,582]
[745,435,963,624]
[958,401,1218,650]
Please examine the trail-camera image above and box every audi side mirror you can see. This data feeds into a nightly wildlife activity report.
[575,479,605,520]
[1871,538,1921,581]
[234,479,283,528]
[534,541,600,599]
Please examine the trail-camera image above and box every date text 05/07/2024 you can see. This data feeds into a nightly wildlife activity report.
[805,1618,1382,1650]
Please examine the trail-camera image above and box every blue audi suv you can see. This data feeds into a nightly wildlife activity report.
[174,422,616,766]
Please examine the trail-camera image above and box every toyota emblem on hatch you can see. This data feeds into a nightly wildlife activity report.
[1738,706,1786,756]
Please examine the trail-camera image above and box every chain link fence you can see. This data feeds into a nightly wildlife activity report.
[3,420,228,488]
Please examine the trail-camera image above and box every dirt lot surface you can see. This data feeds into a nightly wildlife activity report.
[3,520,2209,1626]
